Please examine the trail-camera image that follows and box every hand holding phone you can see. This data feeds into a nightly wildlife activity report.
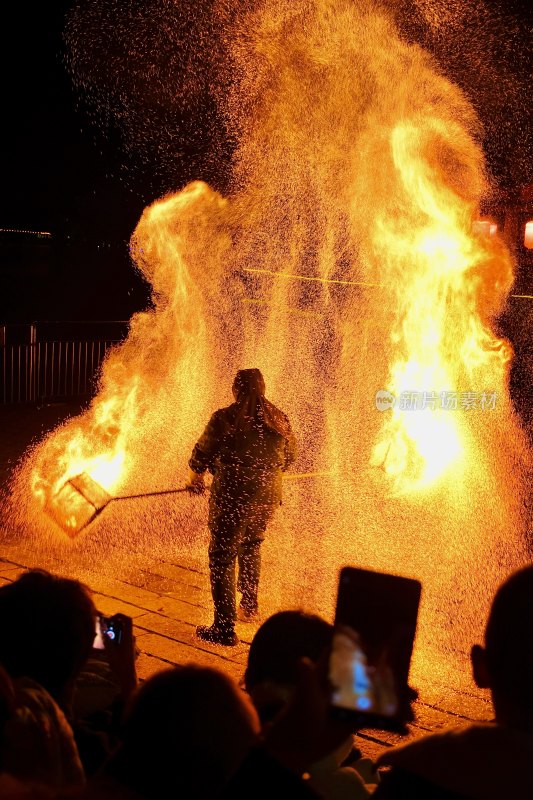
[262,655,356,774]
[329,567,421,732]
[95,612,138,701]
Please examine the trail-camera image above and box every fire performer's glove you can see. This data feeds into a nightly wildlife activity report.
[186,469,206,495]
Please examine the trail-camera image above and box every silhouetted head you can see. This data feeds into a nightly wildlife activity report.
[471,564,533,729]
[0,570,96,702]
[232,368,266,401]
[244,610,333,723]
[106,665,259,798]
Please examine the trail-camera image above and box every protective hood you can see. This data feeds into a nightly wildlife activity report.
[232,369,291,440]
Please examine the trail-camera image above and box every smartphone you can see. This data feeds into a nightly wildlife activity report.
[329,566,421,732]
[93,613,123,649]
[103,615,123,645]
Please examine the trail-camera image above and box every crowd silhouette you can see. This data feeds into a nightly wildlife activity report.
[0,561,532,799]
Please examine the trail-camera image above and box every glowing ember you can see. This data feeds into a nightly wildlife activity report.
[5,0,530,689]
[45,473,113,537]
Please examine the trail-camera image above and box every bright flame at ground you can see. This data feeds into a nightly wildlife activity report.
[367,113,513,491]
[6,0,530,687]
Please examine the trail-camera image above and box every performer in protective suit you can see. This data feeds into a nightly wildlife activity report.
[187,369,297,646]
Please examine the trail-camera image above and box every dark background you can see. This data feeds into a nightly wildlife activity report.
[0,2,150,322]
[0,0,531,324]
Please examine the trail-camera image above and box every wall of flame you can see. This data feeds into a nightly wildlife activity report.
[5,0,531,685]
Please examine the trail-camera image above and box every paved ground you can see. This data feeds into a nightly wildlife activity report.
[0,402,496,761]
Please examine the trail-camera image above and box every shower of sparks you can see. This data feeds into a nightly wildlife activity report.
[5,0,531,689]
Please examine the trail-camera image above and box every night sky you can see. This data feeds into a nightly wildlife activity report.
[0,0,531,323]
[0,2,151,323]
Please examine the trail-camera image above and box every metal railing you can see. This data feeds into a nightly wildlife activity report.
[1,339,119,404]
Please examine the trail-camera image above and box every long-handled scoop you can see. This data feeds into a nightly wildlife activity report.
[46,472,191,538]
[46,469,338,538]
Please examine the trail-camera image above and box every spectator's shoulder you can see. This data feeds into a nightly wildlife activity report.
[374,767,469,800]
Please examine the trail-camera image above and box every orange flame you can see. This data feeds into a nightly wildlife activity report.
[369,115,513,490]
[12,0,527,631]
[28,182,233,531]
[6,0,530,698]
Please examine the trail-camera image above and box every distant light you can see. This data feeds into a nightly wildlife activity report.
[0,228,52,238]
[473,220,497,237]
[524,221,533,250]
